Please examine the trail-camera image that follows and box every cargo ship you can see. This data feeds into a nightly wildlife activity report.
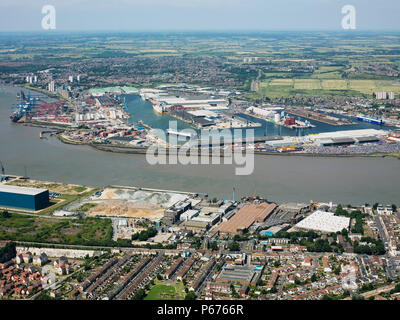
[166,129,196,139]
[266,112,315,129]
[10,91,37,123]
[10,111,23,123]
[356,114,384,125]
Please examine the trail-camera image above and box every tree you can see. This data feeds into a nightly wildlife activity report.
[0,241,16,263]
[230,284,239,298]
[35,292,55,300]
[132,289,146,300]
[273,260,281,268]
[228,241,240,252]
[210,241,218,251]
[333,266,341,275]
[335,204,348,216]
[392,204,397,212]
[311,273,318,282]
[185,291,196,300]
[269,286,277,294]
[1,210,10,218]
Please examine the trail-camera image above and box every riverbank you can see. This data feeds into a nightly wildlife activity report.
[55,131,400,159]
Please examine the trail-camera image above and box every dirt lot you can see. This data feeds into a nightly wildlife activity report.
[88,187,189,220]
[98,188,188,208]
[86,200,165,221]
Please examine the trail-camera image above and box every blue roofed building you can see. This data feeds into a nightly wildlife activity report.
[0,185,49,211]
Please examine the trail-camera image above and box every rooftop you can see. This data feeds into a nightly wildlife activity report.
[214,202,277,234]
[217,265,260,285]
[294,210,350,233]
[0,184,48,196]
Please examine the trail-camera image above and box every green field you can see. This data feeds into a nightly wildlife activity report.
[258,79,400,98]
[0,213,113,246]
[144,280,186,300]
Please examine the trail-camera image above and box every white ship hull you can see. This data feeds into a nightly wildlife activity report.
[153,104,166,114]
[166,129,195,139]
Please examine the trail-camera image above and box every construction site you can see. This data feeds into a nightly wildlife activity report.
[82,187,194,221]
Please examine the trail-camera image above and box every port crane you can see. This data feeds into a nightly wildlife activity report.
[10,91,42,122]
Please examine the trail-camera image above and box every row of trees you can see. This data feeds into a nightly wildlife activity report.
[353,238,385,255]
[0,241,16,263]
[131,227,157,241]
[336,205,368,234]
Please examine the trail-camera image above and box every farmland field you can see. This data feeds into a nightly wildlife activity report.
[258,78,400,98]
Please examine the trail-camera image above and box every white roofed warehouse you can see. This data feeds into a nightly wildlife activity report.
[0,185,49,211]
[293,210,350,233]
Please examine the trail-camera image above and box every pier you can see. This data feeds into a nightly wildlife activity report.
[286,108,354,126]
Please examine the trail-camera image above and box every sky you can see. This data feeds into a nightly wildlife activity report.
[0,0,399,32]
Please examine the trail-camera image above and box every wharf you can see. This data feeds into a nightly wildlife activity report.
[194,135,283,147]
[286,108,354,126]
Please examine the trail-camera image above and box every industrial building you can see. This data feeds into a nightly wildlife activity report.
[0,185,49,211]
[311,129,385,147]
[216,264,261,286]
[293,210,350,233]
[214,202,277,235]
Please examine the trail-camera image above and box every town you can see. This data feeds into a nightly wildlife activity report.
[0,175,399,300]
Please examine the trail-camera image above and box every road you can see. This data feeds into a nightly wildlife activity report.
[343,283,396,299]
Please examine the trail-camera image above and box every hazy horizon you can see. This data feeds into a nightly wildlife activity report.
[0,0,399,32]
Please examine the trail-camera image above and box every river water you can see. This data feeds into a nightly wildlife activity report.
[0,85,399,205]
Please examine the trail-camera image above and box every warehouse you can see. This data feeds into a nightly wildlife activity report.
[293,210,350,233]
[214,202,277,235]
[311,129,385,146]
[0,185,49,211]
[216,264,261,286]
[316,137,355,146]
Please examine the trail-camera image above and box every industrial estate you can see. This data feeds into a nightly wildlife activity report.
[5,83,400,158]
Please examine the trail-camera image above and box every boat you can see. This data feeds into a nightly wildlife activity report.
[153,103,166,114]
[9,91,36,123]
[356,114,383,125]
[269,113,315,129]
[10,111,23,123]
[166,129,196,139]
[290,119,316,129]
